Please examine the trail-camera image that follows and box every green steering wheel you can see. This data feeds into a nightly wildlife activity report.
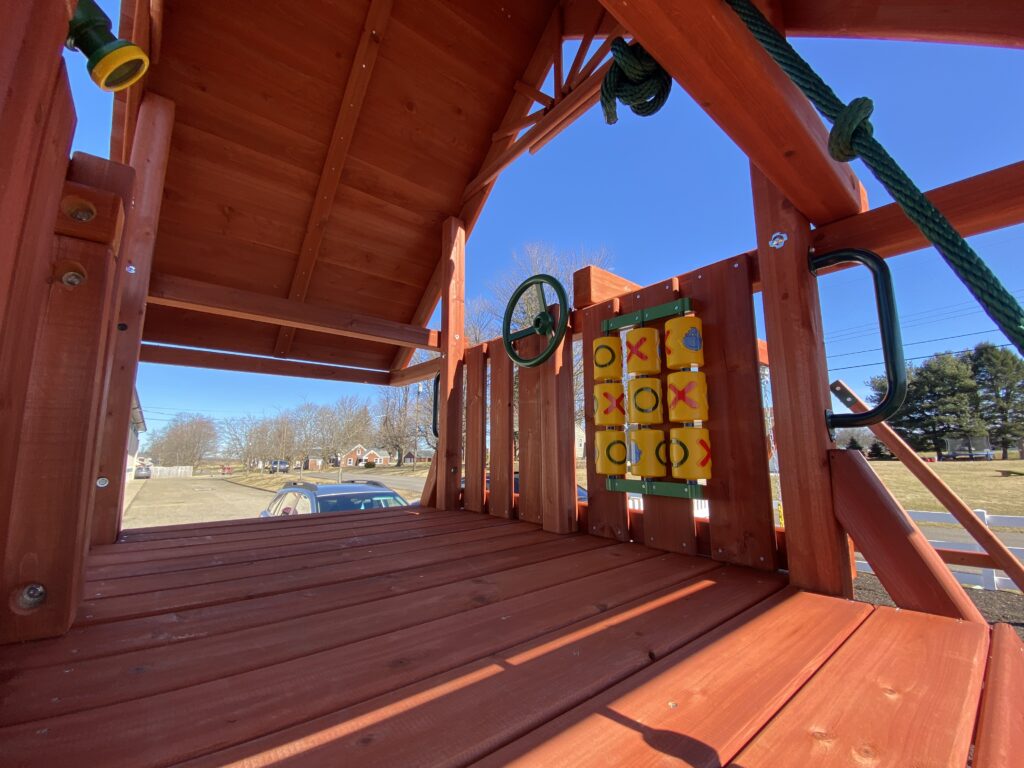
[502,274,570,368]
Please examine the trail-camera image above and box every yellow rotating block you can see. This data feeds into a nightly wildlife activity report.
[594,429,628,475]
[627,377,663,425]
[665,315,704,369]
[630,429,667,478]
[592,336,622,382]
[594,382,626,427]
[669,427,712,481]
[625,327,661,375]
[666,371,708,423]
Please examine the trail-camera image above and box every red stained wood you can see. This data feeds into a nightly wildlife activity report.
[388,356,439,386]
[577,298,629,541]
[753,168,851,595]
[420,453,439,507]
[480,589,868,767]
[91,95,175,546]
[733,606,989,767]
[437,217,466,510]
[539,307,578,533]
[572,265,640,310]
[464,343,488,513]
[974,623,1024,768]
[488,339,515,519]
[516,333,545,525]
[830,448,985,623]
[2,235,117,643]
[53,180,125,246]
[599,0,864,225]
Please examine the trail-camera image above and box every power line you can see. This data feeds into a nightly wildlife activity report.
[827,343,1014,373]
[826,328,999,359]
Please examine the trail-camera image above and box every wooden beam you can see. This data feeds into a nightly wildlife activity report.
[53,180,125,247]
[388,357,440,387]
[832,379,1024,592]
[830,448,985,623]
[813,161,1024,261]
[598,0,865,224]
[389,255,444,372]
[2,235,117,643]
[783,0,1024,49]
[752,167,852,595]
[90,94,175,547]
[148,273,439,351]
[572,265,641,309]
[488,338,515,520]
[541,308,578,533]
[463,343,488,514]
[436,218,466,510]
[974,624,1024,768]
[936,548,997,569]
[139,344,390,384]
[273,0,393,357]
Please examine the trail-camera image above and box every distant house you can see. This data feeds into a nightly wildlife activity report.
[337,444,391,467]
[404,449,435,464]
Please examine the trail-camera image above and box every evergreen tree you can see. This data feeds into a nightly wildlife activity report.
[845,436,864,452]
[969,342,1024,459]
[867,441,890,460]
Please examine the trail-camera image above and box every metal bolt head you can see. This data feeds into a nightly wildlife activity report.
[125,263,137,274]
[17,583,47,610]
[768,232,789,249]
[96,477,110,489]
[61,271,85,287]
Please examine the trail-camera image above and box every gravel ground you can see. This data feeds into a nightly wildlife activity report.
[854,572,1024,640]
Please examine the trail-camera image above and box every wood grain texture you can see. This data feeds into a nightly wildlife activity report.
[830,448,985,623]
[388,356,439,386]
[53,180,125,246]
[599,0,864,224]
[752,168,851,595]
[488,339,515,519]
[437,218,466,510]
[541,308,578,533]
[974,623,1024,768]
[572,265,640,310]
[733,606,989,768]
[463,343,488,513]
[516,333,545,525]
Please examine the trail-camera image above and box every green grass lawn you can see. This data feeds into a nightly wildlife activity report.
[867,459,1024,517]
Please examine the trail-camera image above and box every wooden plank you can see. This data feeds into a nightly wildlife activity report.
[830,448,985,623]
[598,0,864,225]
[148,273,439,350]
[480,589,869,767]
[389,257,444,372]
[464,343,488,513]
[936,548,997,569]
[974,623,1024,768]
[1,235,117,644]
[577,299,629,541]
[273,0,393,356]
[3,540,639,724]
[617,280,699,555]
[0,554,723,766]
[733,605,989,767]
[572,264,640,309]
[681,256,777,567]
[834,379,1024,592]
[813,161,1024,262]
[489,339,516,519]
[752,168,851,595]
[783,0,1024,49]
[516,334,545,525]
[53,180,125,246]
[437,217,467,510]
[420,454,438,507]
[388,356,440,387]
[90,94,175,547]
[190,567,787,768]
[1,529,563,672]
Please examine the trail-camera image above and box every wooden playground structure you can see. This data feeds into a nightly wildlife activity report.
[2,1,1023,765]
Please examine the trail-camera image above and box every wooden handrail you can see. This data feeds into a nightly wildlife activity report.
[831,379,1024,593]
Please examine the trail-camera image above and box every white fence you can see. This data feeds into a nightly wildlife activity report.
[149,465,194,478]
[625,496,1022,592]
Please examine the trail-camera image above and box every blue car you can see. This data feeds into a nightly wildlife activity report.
[260,480,409,517]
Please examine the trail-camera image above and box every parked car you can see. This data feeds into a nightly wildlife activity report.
[260,481,409,517]
[133,465,151,480]
[268,460,290,473]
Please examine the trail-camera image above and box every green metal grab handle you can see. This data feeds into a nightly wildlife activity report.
[810,248,907,431]
[501,274,569,368]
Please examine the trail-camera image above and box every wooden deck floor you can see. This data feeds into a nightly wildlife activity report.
[0,508,992,767]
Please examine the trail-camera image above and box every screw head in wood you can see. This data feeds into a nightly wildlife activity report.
[768,232,789,249]
[17,583,47,610]
[61,271,86,287]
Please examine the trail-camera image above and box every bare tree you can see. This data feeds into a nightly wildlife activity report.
[291,402,321,477]
[377,385,418,467]
[221,415,261,472]
[316,396,372,482]
[146,413,219,469]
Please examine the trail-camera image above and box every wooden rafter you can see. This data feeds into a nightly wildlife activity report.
[598,0,865,224]
[140,345,391,385]
[388,357,440,387]
[564,7,604,91]
[148,273,440,351]
[273,0,392,358]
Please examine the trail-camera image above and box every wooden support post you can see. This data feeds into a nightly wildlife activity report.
[516,334,545,525]
[541,310,578,534]
[973,624,1024,768]
[91,94,175,545]
[488,339,515,519]
[752,168,853,595]
[830,449,985,623]
[463,343,488,513]
[419,455,438,508]
[435,218,466,511]
[2,235,118,643]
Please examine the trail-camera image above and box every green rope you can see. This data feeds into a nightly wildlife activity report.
[600,38,671,124]
[724,0,1024,355]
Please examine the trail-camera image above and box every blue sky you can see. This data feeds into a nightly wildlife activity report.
[66,14,1023,431]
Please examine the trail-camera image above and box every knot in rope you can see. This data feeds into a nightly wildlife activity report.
[828,96,874,163]
[600,37,671,124]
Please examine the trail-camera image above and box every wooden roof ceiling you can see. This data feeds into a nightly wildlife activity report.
[113,0,1022,381]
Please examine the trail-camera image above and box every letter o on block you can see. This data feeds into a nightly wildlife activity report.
[628,377,663,425]
[630,429,667,478]
[595,429,628,475]
[592,336,621,382]
[670,427,712,481]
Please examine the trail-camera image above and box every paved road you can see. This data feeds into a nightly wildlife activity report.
[123,477,272,530]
